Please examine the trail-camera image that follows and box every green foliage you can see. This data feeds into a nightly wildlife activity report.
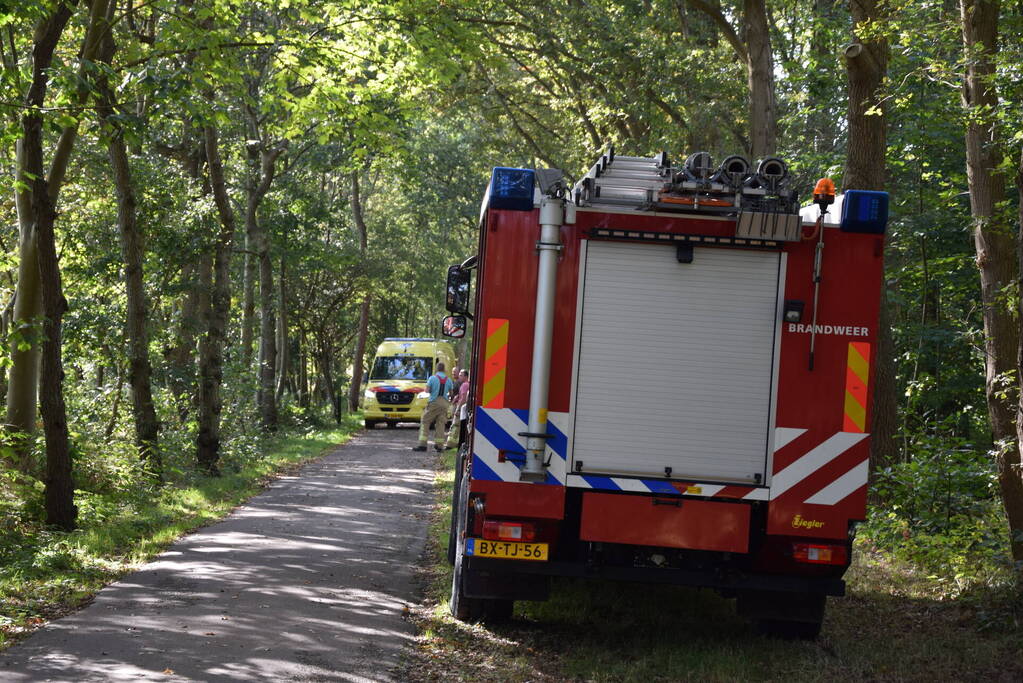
[860,425,1013,592]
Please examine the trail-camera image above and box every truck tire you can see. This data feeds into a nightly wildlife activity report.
[387,421,397,429]
[754,618,822,640]
[364,420,376,429]
[450,468,484,620]
[447,445,468,566]
[449,465,513,623]
[738,590,825,640]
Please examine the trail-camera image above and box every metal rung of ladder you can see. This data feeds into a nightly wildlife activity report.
[573,147,671,209]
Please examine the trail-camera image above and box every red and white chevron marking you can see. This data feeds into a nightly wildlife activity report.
[759,429,869,504]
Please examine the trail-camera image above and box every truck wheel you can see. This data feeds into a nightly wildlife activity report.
[450,468,485,621]
[387,421,397,429]
[447,446,468,566]
[364,420,376,429]
[738,590,825,640]
[449,453,514,623]
[754,619,822,640]
[482,598,513,622]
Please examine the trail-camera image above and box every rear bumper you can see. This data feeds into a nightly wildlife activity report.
[464,556,845,596]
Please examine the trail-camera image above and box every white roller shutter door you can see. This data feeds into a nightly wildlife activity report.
[571,240,781,483]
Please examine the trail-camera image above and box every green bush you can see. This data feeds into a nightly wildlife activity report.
[860,426,1013,591]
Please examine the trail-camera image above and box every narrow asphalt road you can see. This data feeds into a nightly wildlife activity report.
[1,426,435,682]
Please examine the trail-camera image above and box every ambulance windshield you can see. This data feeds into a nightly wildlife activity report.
[370,356,433,381]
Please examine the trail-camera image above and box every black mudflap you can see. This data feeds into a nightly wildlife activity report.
[463,567,550,601]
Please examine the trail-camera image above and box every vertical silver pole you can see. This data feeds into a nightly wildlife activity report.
[808,211,825,370]
[520,195,564,482]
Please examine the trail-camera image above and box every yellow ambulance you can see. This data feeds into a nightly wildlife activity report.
[362,338,457,428]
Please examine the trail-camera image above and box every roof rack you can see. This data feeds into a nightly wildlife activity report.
[570,147,803,241]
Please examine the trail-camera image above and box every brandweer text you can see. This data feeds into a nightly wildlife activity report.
[787,323,869,337]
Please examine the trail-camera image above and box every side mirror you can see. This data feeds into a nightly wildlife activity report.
[445,265,471,314]
[442,315,467,339]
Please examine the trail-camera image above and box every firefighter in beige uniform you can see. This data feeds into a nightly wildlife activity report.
[412,362,449,451]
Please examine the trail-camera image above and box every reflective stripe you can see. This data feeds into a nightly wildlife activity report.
[769,432,868,500]
[843,342,870,432]
[473,407,565,485]
[804,459,869,505]
[482,319,509,408]
[774,427,807,451]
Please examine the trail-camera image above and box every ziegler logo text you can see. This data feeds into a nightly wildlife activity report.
[791,514,825,530]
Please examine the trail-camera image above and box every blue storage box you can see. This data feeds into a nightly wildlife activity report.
[840,190,889,234]
[489,167,535,211]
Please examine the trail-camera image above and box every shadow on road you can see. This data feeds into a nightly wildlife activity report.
[1,428,433,682]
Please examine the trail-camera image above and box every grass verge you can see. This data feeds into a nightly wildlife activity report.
[403,454,1023,682]
[0,416,360,652]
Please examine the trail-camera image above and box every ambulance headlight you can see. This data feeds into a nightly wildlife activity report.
[364,389,375,399]
[417,391,430,399]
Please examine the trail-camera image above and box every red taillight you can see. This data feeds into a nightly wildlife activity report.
[792,542,847,565]
[482,520,536,542]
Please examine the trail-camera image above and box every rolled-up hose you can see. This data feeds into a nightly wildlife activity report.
[712,155,750,188]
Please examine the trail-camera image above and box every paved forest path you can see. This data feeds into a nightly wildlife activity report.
[1,427,434,682]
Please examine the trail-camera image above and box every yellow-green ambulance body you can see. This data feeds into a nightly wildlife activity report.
[363,338,457,428]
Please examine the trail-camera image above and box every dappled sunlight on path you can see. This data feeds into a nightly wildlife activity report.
[1,427,433,682]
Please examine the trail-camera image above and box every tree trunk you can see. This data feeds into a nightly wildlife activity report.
[6,144,43,469]
[1014,145,1023,566]
[194,251,213,414]
[960,0,1023,566]
[317,349,337,421]
[685,0,777,158]
[257,242,278,431]
[843,1,888,191]
[17,0,108,529]
[743,0,777,159]
[275,257,288,401]
[106,126,161,465]
[298,329,310,408]
[96,21,160,467]
[196,123,238,475]
[241,229,257,370]
[247,142,284,432]
[349,297,371,413]
[843,0,897,488]
[347,172,371,413]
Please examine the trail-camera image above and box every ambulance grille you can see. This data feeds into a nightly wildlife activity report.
[377,391,414,405]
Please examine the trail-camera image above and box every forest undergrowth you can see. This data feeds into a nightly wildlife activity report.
[0,398,360,652]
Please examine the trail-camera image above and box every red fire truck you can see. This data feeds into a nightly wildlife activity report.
[442,149,888,637]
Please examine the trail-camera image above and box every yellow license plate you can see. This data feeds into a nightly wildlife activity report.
[465,538,548,561]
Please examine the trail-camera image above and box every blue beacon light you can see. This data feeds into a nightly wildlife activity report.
[488,167,536,211]
[840,190,889,234]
